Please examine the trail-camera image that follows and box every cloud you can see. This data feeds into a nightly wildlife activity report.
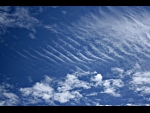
[20,74,90,104]
[130,71,150,95]
[89,73,124,97]
[62,11,67,15]
[59,6,150,70]
[3,92,18,99]
[0,6,40,34]
[91,74,103,86]
[86,92,98,96]
[73,66,97,77]
[43,24,60,34]
[28,76,32,82]
[111,67,124,74]
[57,74,91,92]
[29,33,36,39]
[54,91,82,103]
[0,83,19,106]
[20,82,54,101]
[0,6,11,12]
[52,6,58,8]
[102,79,124,97]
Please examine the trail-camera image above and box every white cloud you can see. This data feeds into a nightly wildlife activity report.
[20,88,32,96]
[20,74,90,104]
[102,79,124,97]
[54,91,82,103]
[86,92,98,96]
[0,101,5,106]
[89,72,124,97]
[57,74,91,92]
[3,92,18,99]
[29,33,36,39]
[91,74,103,86]
[20,82,54,101]
[52,6,58,8]
[62,11,67,15]
[43,75,52,83]
[130,71,150,95]
[28,76,32,82]
[60,6,150,70]
[73,67,96,77]
[131,72,150,85]
[0,7,39,33]
[0,83,19,106]
[43,24,61,34]
[111,67,124,74]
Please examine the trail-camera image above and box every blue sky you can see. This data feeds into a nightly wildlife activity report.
[0,6,150,106]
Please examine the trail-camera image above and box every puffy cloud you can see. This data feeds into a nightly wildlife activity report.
[89,73,124,97]
[20,74,90,104]
[57,74,91,92]
[102,79,124,97]
[54,91,82,103]
[3,92,18,99]
[29,33,36,39]
[130,71,150,95]
[91,74,103,86]
[20,82,54,101]
[0,83,19,106]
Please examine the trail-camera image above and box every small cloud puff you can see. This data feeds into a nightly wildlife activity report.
[29,33,36,39]
[62,11,67,15]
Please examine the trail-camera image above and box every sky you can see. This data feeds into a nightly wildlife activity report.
[0,6,150,106]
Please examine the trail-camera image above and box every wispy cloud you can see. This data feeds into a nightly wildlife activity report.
[0,6,40,33]
[59,6,150,69]
[61,11,67,15]
[51,6,58,8]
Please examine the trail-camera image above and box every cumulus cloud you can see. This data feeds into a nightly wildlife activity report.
[20,82,54,101]
[54,91,82,103]
[130,71,150,95]
[57,74,91,92]
[3,92,18,99]
[89,73,124,97]
[0,83,19,106]
[20,74,91,104]
[102,79,124,97]
[19,71,124,105]
[91,74,103,86]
